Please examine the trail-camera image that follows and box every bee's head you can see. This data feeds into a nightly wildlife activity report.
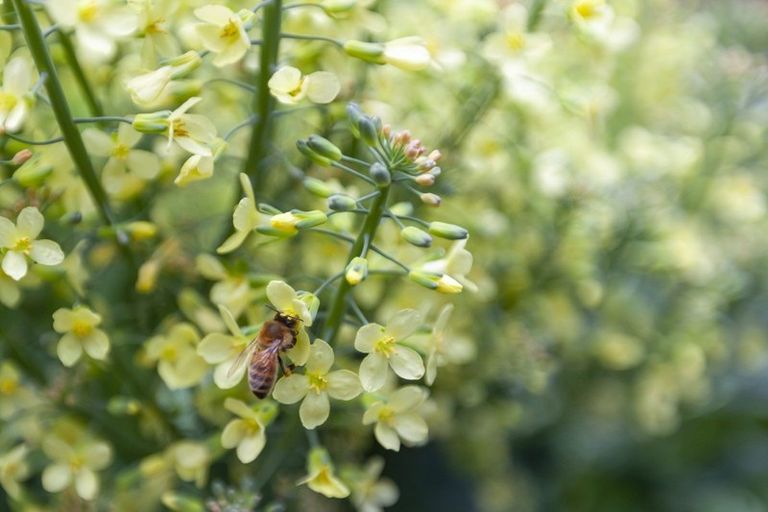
[276,313,300,329]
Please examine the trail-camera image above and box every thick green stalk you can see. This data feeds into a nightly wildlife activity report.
[244,0,283,189]
[10,0,115,227]
[322,185,390,343]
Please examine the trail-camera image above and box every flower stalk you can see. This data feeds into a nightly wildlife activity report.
[245,0,283,189]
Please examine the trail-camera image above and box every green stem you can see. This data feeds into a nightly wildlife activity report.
[10,0,116,228]
[527,0,549,31]
[244,0,283,190]
[322,185,390,343]
[56,28,104,118]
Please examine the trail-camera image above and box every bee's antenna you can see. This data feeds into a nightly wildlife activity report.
[265,304,279,314]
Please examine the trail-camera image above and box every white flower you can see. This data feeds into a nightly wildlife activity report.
[346,457,399,512]
[220,398,276,463]
[194,5,252,67]
[268,66,341,105]
[0,207,65,281]
[217,173,261,254]
[145,323,208,389]
[47,0,138,62]
[354,310,425,392]
[0,53,36,133]
[41,432,112,501]
[266,280,317,327]
[298,447,350,499]
[171,441,209,487]
[362,386,429,451]
[416,305,475,385]
[420,238,477,292]
[272,339,362,429]
[165,97,218,156]
[125,66,173,105]
[52,306,110,367]
[0,445,30,500]
[83,124,160,198]
[196,253,255,317]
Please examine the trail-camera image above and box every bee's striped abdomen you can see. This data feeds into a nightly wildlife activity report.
[249,347,278,399]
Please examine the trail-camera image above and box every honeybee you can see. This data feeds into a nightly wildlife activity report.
[228,311,300,398]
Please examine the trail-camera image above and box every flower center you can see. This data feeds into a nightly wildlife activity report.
[505,33,526,51]
[77,0,99,22]
[72,320,93,338]
[13,237,31,254]
[245,418,262,432]
[69,455,84,471]
[160,344,177,362]
[0,92,18,112]
[0,378,18,396]
[146,18,167,34]
[171,118,189,138]
[373,336,396,357]
[308,371,328,392]
[377,405,395,424]
[575,0,600,19]
[112,143,130,160]
[219,20,241,42]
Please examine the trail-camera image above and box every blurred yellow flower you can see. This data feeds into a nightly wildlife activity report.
[220,398,277,463]
[145,323,209,389]
[0,53,35,133]
[194,5,252,67]
[362,385,429,451]
[52,306,110,366]
[41,427,112,501]
[298,446,350,498]
[0,445,29,500]
[0,207,65,281]
[268,66,341,105]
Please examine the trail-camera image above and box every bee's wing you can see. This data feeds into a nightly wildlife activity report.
[226,337,260,379]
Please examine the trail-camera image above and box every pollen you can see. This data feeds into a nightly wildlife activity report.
[505,33,526,51]
[160,345,178,362]
[72,320,94,338]
[77,0,99,23]
[219,20,241,42]
[0,378,18,396]
[13,237,31,254]
[308,371,328,392]
[574,0,600,19]
[0,92,18,112]
[374,336,397,357]
[112,143,130,160]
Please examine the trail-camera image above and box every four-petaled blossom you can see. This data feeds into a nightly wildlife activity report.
[0,445,30,500]
[145,323,208,389]
[298,446,350,499]
[220,398,277,463]
[354,309,425,392]
[362,386,429,451]
[0,54,36,133]
[41,431,112,500]
[273,339,362,429]
[217,173,261,254]
[52,306,110,367]
[47,0,138,63]
[268,66,341,105]
[196,253,256,318]
[166,97,218,156]
[83,124,161,198]
[344,457,399,512]
[420,237,476,292]
[0,207,65,281]
[171,441,210,488]
[194,5,252,67]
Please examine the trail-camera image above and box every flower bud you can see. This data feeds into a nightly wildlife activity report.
[107,396,142,415]
[166,50,203,77]
[343,40,385,64]
[307,135,342,161]
[11,149,32,165]
[297,139,332,166]
[269,210,328,235]
[126,221,158,241]
[428,221,468,240]
[132,110,171,134]
[13,157,52,187]
[436,274,463,294]
[369,162,390,187]
[304,177,334,198]
[358,116,380,146]
[258,203,283,215]
[328,194,357,211]
[161,492,205,512]
[347,102,364,135]
[408,271,463,294]
[136,259,161,293]
[322,0,356,15]
[419,193,441,206]
[345,256,368,285]
[401,226,432,248]
[414,173,435,186]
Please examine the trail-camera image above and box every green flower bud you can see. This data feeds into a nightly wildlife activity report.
[258,203,282,215]
[343,40,385,64]
[369,162,391,187]
[161,492,205,512]
[13,156,53,187]
[107,396,142,416]
[297,290,320,320]
[428,221,469,240]
[347,103,364,136]
[358,116,379,146]
[328,194,357,211]
[304,177,334,198]
[297,139,332,166]
[307,135,342,161]
[322,0,356,15]
[294,210,329,229]
[345,256,368,285]
[166,50,203,78]
[401,226,433,248]
[408,271,463,294]
[270,210,328,235]
[132,110,171,134]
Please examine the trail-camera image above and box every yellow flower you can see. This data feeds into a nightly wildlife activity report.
[298,447,350,499]
[194,5,252,67]
[52,306,110,367]
[41,423,112,501]
[220,398,277,463]
[362,386,429,451]
[174,138,226,187]
[171,441,210,487]
[83,124,160,199]
[217,173,261,254]
[344,457,399,512]
[354,309,425,392]
[268,66,341,105]
[0,445,30,500]
[145,323,209,389]
[166,97,218,156]
[420,237,476,292]
[196,253,255,318]
[0,53,36,133]
[272,339,362,429]
[0,207,65,281]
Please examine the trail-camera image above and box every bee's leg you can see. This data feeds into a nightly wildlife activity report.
[278,355,295,376]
